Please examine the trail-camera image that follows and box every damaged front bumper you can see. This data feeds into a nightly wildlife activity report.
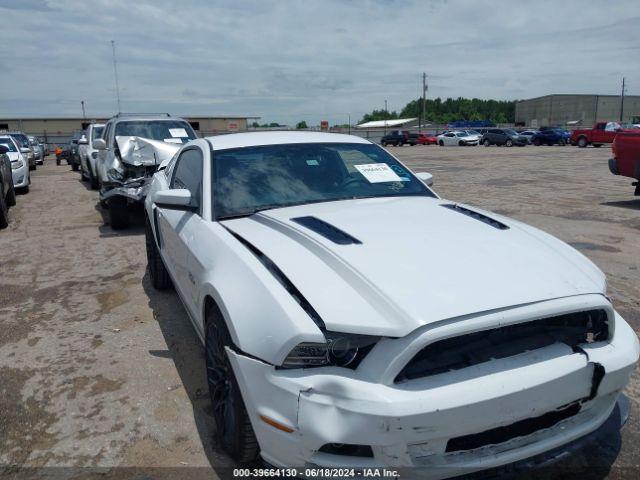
[100,179,152,203]
[99,136,180,204]
[227,296,639,478]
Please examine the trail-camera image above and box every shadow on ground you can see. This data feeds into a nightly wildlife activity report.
[601,199,640,211]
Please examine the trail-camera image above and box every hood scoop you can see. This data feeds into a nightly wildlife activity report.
[291,216,362,245]
[441,204,509,230]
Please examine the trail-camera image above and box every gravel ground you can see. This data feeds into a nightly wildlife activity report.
[0,145,638,479]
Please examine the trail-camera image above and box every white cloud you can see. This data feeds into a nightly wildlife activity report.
[0,0,638,124]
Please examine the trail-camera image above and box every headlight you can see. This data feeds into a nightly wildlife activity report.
[11,160,24,170]
[282,331,379,369]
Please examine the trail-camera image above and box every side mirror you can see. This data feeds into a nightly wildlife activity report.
[20,147,30,154]
[416,171,433,187]
[153,189,197,211]
[92,139,106,150]
[78,136,88,144]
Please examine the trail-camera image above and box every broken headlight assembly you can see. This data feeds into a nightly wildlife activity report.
[282,331,379,369]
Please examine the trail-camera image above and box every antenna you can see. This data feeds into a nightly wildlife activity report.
[111,40,122,113]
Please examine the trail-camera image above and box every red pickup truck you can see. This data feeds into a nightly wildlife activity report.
[609,132,640,195]
[571,122,630,148]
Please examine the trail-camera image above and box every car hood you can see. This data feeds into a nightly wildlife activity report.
[222,196,605,337]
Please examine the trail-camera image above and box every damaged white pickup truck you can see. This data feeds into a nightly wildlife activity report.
[144,132,638,477]
[94,114,197,229]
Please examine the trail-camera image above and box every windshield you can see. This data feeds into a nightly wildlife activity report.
[0,138,17,152]
[92,126,104,140]
[213,142,434,219]
[504,129,518,136]
[10,134,29,147]
[465,130,479,135]
[115,120,196,144]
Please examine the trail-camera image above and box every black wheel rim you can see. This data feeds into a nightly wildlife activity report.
[206,322,235,445]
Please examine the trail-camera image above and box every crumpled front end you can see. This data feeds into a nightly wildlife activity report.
[100,136,180,203]
[227,295,638,478]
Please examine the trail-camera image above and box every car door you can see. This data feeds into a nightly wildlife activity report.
[443,133,456,146]
[156,146,204,318]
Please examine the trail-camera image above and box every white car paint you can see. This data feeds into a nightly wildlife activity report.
[436,130,479,146]
[144,132,638,476]
[79,123,104,182]
[0,136,29,189]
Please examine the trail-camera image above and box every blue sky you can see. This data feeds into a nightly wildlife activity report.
[1,0,639,125]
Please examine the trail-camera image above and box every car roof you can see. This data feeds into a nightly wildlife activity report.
[109,116,189,124]
[205,131,371,151]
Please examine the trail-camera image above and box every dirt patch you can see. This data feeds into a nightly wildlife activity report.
[96,290,129,315]
[0,367,59,465]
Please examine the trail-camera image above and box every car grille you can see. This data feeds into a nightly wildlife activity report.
[395,309,609,383]
[445,401,582,453]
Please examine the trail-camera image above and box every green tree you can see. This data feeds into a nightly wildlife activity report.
[359,109,399,123]
[296,120,308,129]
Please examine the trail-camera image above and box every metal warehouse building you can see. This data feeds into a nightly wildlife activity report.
[515,94,640,127]
[0,115,259,143]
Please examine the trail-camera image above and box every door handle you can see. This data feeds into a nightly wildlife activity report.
[188,272,195,285]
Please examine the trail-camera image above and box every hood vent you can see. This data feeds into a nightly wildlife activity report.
[291,216,362,245]
[441,204,509,230]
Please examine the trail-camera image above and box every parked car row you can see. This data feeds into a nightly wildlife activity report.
[0,133,34,228]
[64,113,197,229]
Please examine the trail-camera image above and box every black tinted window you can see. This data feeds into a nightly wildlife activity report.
[172,148,203,208]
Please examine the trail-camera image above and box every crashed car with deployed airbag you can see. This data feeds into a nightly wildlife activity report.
[143,132,638,477]
[95,114,197,229]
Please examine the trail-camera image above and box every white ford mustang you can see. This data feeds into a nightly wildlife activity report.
[144,132,638,477]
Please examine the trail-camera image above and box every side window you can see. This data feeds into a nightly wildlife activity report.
[171,148,203,209]
[103,123,112,145]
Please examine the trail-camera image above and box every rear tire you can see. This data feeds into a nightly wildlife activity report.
[145,217,172,289]
[577,137,588,148]
[483,139,490,147]
[533,138,541,146]
[439,140,444,146]
[0,185,8,229]
[7,182,16,207]
[89,167,99,190]
[205,306,259,463]
[108,197,129,230]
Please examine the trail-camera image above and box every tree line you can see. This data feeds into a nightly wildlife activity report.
[360,97,516,124]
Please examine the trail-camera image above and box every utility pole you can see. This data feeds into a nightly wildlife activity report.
[81,100,86,119]
[111,40,122,113]
[422,72,428,131]
[620,77,626,122]
[384,99,388,114]
[348,114,351,135]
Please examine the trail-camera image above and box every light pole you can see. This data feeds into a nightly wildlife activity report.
[81,100,86,119]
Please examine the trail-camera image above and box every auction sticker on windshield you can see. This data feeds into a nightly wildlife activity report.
[169,128,189,138]
[354,163,402,183]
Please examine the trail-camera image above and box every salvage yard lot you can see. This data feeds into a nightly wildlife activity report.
[1,145,639,477]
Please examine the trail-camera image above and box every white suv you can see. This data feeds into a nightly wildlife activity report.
[94,114,197,229]
[78,123,104,190]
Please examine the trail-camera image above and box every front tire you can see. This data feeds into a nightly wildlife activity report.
[145,218,172,289]
[483,139,490,147]
[205,307,259,463]
[108,197,129,230]
[439,140,444,146]
[72,163,79,171]
[593,143,602,148]
[505,139,514,147]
